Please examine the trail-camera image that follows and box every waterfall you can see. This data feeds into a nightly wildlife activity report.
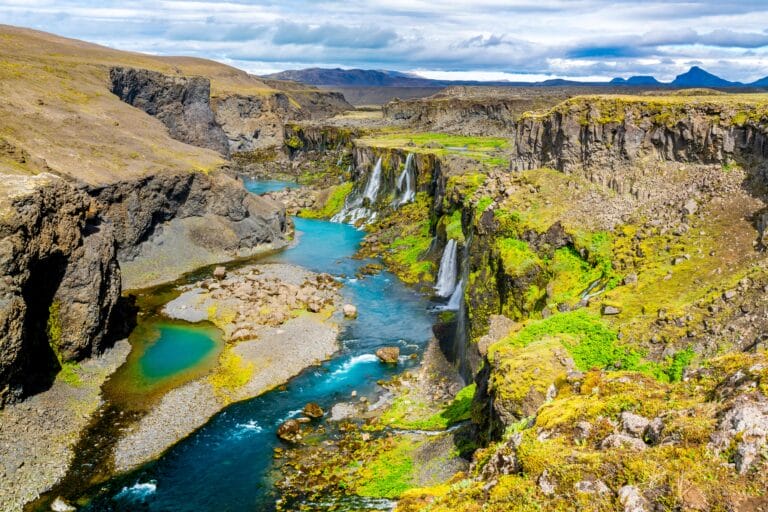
[434,239,458,298]
[331,157,383,226]
[393,153,416,207]
[444,278,465,310]
[362,157,383,203]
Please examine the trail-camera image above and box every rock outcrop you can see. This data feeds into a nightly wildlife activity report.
[90,171,287,289]
[0,174,121,406]
[110,67,230,156]
[513,98,768,179]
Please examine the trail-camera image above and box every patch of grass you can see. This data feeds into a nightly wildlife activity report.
[380,384,476,430]
[444,210,465,243]
[58,362,83,387]
[490,310,646,371]
[355,437,418,498]
[357,132,509,167]
[299,182,353,219]
[208,348,254,402]
[495,237,541,277]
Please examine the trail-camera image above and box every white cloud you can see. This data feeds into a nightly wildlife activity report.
[0,0,767,81]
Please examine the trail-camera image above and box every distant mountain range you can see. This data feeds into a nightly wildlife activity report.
[264,66,768,89]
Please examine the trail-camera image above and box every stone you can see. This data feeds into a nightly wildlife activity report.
[643,417,665,445]
[623,273,638,285]
[538,469,556,496]
[51,497,76,512]
[342,304,358,318]
[600,433,647,451]
[375,346,400,364]
[620,412,650,437]
[574,421,593,442]
[602,305,622,315]
[303,402,324,419]
[574,479,611,495]
[683,199,698,216]
[723,290,737,301]
[618,485,649,512]
[276,419,302,443]
[710,395,768,473]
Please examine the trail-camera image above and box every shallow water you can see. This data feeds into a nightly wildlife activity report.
[138,324,217,382]
[242,178,299,195]
[74,182,437,511]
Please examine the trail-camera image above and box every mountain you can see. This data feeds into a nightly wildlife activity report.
[267,66,758,89]
[264,68,444,87]
[610,75,661,85]
[671,66,740,87]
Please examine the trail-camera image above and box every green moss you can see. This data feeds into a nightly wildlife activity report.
[355,437,417,498]
[58,362,83,387]
[444,210,465,242]
[381,384,476,430]
[47,300,62,347]
[548,247,603,307]
[208,348,254,402]
[285,134,303,150]
[490,310,647,372]
[665,347,694,382]
[299,182,353,219]
[495,237,541,277]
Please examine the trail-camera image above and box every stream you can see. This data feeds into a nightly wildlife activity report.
[63,182,439,511]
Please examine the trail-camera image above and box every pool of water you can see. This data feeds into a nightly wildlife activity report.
[104,320,223,408]
[139,324,217,382]
[243,178,299,195]
[73,214,436,511]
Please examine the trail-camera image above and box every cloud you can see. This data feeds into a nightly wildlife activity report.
[0,0,767,81]
[272,22,397,49]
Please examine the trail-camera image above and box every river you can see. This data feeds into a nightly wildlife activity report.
[66,182,438,511]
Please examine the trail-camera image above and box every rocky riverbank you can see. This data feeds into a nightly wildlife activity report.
[114,263,344,471]
[0,340,130,511]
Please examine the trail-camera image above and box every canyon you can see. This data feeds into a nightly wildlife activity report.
[1,24,768,512]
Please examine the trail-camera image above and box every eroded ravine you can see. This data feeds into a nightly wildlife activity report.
[39,185,440,511]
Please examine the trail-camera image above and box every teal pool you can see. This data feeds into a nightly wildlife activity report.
[139,324,218,383]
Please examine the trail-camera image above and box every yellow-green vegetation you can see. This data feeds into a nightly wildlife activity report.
[495,238,541,277]
[46,300,62,347]
[489,310,694,382]
[57,361,83,387]
[399,350,768,512]
[354,436,420,499]
[446,172,488,201]
[208,348,254,402]
[299,182,353,219]
[363,193,436,284]
[357,131,510,167]
[380,384,476,430]
[443,210,465,243]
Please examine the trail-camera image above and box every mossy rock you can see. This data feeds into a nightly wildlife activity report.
[489,338,574,424]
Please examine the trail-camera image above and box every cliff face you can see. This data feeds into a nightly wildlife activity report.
[109,67,231,157]
[0,174,121,406]
[90,171,287,289]
[513,98,768,177]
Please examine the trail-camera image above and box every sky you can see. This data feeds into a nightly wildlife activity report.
[1,0,768,82]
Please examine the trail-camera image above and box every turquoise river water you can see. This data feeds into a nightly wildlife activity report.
[72,181,439,511]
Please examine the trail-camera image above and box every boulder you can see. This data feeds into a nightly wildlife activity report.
[618,485,650,512]
[710,395,768,473]
[600,433,647,451]
[602,304,622,315]
[342,304,358,318]
[620,412,650,437]
[276,419,302,443]
[375,347,400,364]
[303,402,324,419]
